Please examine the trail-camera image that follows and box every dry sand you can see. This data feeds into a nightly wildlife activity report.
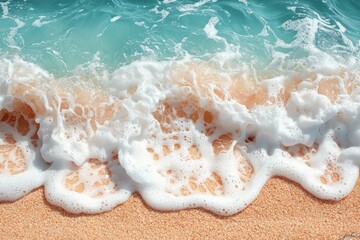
[0,177,359,240]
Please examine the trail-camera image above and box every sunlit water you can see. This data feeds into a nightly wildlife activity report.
[0,0,359,215]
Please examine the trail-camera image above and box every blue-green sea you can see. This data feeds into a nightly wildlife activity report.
[1,0,359,75]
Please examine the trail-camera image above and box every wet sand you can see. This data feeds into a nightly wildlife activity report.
[1,177,359,240]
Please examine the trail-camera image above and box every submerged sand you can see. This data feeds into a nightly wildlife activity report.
[1,177,359,239]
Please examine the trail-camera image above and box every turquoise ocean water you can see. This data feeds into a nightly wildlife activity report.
[1,0,359,75]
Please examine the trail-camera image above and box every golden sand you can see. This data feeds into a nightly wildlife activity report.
[0,178,359,239]
[1,67,359,239]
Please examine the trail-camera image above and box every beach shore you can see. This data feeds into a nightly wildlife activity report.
[1,177,359,239]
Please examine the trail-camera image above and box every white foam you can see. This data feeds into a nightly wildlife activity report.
[163,0,177,4]
[150,7,169,22]
[110,16,121,23]
[7,18,25,50]
[32,16,51,27]
[178,0,213,12]
[0,1,9,18]
[238,0,248,6]
[0,53,359,215]
[204,16,219,40]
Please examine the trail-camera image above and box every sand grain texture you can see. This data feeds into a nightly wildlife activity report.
[0,177,359,240]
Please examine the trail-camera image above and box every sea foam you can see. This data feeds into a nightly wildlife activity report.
[0,54,359,215]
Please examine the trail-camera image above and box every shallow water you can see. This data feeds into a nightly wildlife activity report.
[0,0,359,215]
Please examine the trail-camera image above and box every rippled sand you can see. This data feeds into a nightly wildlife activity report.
[1,178,359,239]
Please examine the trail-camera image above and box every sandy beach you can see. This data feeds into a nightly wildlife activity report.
[1,177,359,240]
[1,0,360,239]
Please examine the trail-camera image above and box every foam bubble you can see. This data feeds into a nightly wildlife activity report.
[110,16,121,23]
[0,55,359,215]
[204,17,219,40]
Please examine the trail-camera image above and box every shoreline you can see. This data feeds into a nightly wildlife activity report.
[1,177,359,239]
